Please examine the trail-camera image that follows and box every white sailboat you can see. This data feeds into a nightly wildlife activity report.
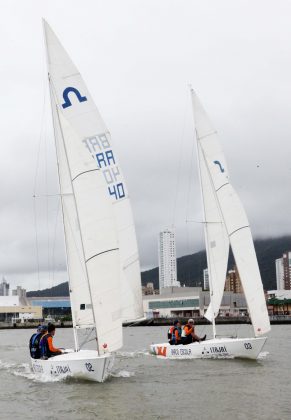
[150,89,270,359]
[31,20,143,381]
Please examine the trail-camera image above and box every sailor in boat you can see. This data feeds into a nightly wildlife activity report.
[181,319,206,345]
[39,324,63,359]
[29,325,48,359]
[168,320,182,345]
[167,322,176,343]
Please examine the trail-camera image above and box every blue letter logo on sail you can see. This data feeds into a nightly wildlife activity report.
[213,160,225,173]
[61,87,87,109]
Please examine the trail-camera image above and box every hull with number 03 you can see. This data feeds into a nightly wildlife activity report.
[150,337,267,360]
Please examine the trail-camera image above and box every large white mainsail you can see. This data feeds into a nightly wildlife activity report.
[43,21,143,326]
[191,89,270,337]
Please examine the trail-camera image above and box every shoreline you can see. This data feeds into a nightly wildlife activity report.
[0,315,290,329]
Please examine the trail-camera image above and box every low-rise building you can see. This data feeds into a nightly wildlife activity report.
[143,287,248,319]
[28,296,71,317]
[0,296,42,322]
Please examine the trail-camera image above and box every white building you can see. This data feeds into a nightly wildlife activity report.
[275,258,284,290]
[143,287,201,318]
[158,229,180,291]
[143,287,247,319]
[203,268,209,290]
[267,289,291,300]
[0,295,42,322]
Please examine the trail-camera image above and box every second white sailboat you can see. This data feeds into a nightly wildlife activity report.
[150,89,270,360]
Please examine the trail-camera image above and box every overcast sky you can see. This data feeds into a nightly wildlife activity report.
[1,0,291,291]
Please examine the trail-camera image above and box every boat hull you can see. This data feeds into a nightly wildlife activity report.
[150,336,267,360]
[31,349,114,382]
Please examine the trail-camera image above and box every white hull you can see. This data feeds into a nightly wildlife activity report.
[31,350,114,382]
[150,336,267,360]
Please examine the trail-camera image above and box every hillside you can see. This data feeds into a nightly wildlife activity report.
[27,236,291,296]
[27,281,69,297]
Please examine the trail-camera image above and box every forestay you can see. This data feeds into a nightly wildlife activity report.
[191,90,270,337]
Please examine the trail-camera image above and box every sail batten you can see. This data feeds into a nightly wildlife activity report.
[191,89,270,336]
[85,248,119,263]
[72,169,100,181]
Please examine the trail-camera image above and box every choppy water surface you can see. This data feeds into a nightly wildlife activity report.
[0,324,290,419]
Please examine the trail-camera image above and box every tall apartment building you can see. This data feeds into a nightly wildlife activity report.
[158,229,180,291]
[224,267,243,294]
[275,257,284,290]
[0,277,9,296]
[282,251,291,290]
[203,268,209,290]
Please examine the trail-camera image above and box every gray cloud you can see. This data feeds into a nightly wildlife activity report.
[0,0,291,290]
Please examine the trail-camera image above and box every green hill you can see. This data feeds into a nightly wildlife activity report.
[27,236,291,296]
[27,281,69,297]
[142,236,291,290]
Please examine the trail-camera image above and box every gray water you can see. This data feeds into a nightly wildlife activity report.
[0,324,290,420]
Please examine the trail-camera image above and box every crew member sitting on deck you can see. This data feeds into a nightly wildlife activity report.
[29,325,48,359]
[181,319,206,345]
[169,320,182,345]
[40,324,63,359]
[167,324,176,343]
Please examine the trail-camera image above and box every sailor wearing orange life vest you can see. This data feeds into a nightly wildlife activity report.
[40,324,63,358]
[181,319,206,345]
[168,320,182,345]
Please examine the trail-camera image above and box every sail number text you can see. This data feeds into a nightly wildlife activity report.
[244,342,252,350]
[83,133,125,201]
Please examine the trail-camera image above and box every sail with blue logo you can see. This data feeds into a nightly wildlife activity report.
[196,140,230,322]
[191,89,270,336]
[43,20,143,353]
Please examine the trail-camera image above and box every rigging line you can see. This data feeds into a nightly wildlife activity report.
[44,103,51,287]
[185,134,196,267]
[51,199,61,287]
[79,328,96,349]
[33,67,48,290]
[33,198,41,291]
[172,93,188,227]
